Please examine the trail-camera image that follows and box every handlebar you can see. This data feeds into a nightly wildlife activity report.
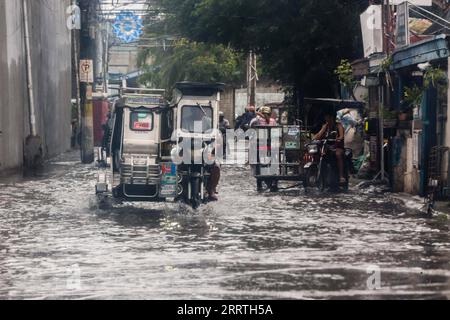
[311,138,337,143]
[306,139,337,149]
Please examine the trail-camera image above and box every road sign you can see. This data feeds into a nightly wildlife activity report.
[80,59,93,83]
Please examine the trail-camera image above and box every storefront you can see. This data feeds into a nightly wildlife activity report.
[391,35,450,196]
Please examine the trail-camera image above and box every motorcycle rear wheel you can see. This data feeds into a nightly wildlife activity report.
[304,166,318,189]
[317,163,327,192]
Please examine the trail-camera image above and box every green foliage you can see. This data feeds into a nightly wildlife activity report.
[145,0,365,97]
[424,66,447,89]
[334,59,354,90]
[383,108,398,120]
[401,67,447,112]
[138,38,245,91]
[379,56,394,91]
[403,84,423,109]
[380,56,393,73]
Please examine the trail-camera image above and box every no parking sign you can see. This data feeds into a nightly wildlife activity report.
[80,59,93,83]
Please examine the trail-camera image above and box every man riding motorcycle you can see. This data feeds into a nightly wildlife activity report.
[313,111,346,184]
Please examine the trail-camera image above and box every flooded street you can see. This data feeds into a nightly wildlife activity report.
[1,151,450,300]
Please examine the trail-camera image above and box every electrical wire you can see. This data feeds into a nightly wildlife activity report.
[409,2,450,27]
[409,7,450,32]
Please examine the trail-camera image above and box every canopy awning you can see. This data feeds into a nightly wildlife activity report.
[303,98,365,110]
[392,34,449,70]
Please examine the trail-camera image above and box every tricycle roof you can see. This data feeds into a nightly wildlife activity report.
[122,94,165,107]
[174,82,225,97]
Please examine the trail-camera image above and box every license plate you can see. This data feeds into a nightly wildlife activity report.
[160,184,177,197]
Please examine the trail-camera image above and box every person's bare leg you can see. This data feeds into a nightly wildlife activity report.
[336,149,345,182]
[208,164,221,200]
[214,164,221,194]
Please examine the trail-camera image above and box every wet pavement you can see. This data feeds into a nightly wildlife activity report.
[0,151,450,300]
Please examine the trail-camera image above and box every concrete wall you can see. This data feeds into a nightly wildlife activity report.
[0,0,72,174]
[235,84,285,118]
[0,0,27,173]
[109,46,139,75]
[219,84,285,127]
[220,86,235,127]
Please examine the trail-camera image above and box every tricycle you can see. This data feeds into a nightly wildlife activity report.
[95,82,225,209]
[251,124,312,192]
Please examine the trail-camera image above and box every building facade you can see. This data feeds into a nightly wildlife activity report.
[0,0,72,174]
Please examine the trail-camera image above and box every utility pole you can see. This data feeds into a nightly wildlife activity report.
[72,0,82,150]
[79,0,96,164]
[80,80,95,164]
[102,22,110,95]
[247,51,257,107]
[384,0,393,55]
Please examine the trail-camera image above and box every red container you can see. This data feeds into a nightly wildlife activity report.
[93,98,110,147]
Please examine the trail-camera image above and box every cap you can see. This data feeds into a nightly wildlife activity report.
[261,106,272,115]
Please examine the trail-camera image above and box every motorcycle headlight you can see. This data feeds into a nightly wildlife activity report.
[308,145,318,154]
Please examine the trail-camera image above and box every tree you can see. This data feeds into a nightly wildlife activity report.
[138,39,244,92]
[148,0,366,97]
[138,0,245,92]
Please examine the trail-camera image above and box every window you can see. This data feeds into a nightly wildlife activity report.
[161,109,174,140]
[130,111,154,131]
[181,105,213,133]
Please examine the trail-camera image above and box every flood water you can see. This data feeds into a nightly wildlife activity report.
[0,151,450,300]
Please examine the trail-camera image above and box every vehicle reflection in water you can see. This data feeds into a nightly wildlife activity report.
[97,204,217,238]
[0,152,450,299]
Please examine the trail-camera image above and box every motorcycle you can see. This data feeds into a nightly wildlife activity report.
[304,133,355,192]
[170,82,224,209]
